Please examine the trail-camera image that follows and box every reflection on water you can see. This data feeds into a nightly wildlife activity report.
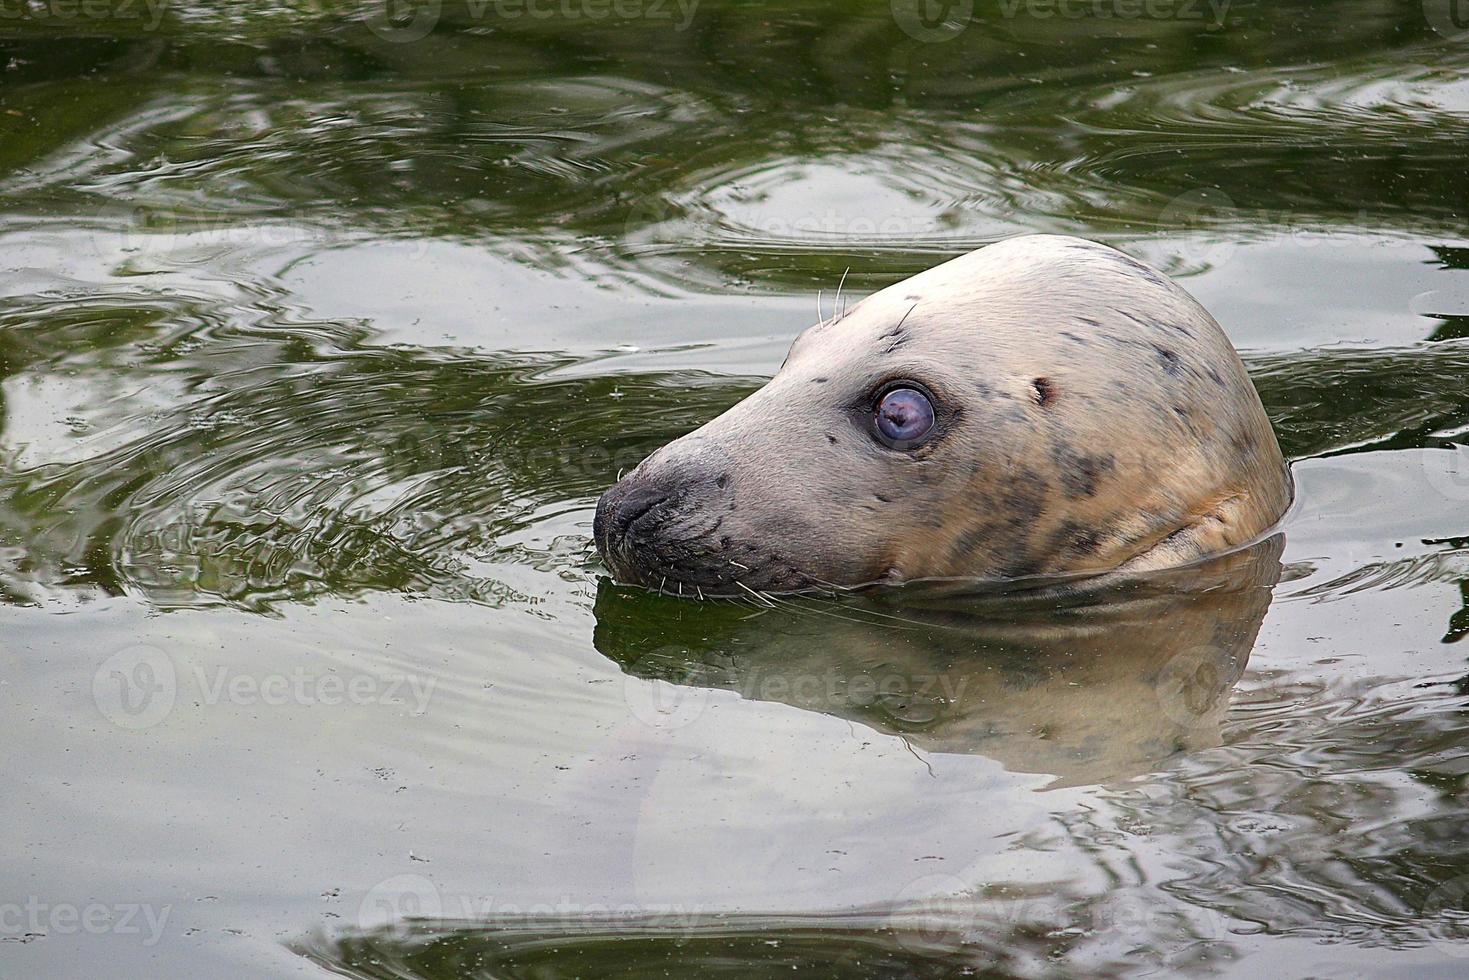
[595,537,1283,786]
[4,0,1469,977]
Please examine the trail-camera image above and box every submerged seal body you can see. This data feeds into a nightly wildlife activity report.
[594,235,1292,596]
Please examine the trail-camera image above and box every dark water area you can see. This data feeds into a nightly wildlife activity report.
[3,1,1469,976]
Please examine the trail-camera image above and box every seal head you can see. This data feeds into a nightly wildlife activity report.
[594,235,1291,596]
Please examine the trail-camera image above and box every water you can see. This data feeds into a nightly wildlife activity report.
[2,2,1469,976]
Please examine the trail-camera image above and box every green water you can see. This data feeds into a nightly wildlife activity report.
[3,2,1469,977]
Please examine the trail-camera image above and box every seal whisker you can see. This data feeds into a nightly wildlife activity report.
[834,267,850,321]
[794,595,928,631]
[801,594,944,630]
[895,300,919,330]
[733,580,776,607]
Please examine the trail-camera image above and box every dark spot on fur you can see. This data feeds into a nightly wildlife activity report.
[1051,445,1116,499]
[715,474,729,489]
[875,491,892,503]
[1047,519,1103,557]
[1031,377,1055,407]
[1000,557,1045,578]
[1059,331,1090,345]
[878,321,909,355]
[1207,367,1225,387]
[812,377,829,384]
[1153,345,1183,376]
[826,433,838,445]
[1108,251,1172,289]
[946,468,1047,568]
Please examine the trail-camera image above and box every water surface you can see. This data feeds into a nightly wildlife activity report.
[3,2,1469,976]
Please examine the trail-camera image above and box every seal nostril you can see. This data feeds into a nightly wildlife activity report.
[597,482,672,553]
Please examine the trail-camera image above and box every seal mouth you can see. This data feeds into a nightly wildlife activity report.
[594,467,811,597]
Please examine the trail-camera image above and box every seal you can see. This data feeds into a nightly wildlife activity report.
[593,234,1292,596]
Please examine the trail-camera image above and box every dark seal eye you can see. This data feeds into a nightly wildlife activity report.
[873,385,935,449]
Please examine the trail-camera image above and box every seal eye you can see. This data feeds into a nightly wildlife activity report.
[873,386,935,449]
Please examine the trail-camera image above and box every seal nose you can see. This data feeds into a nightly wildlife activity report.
[593,479,672,559]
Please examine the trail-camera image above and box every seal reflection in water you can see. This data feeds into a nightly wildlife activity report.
[594,235,1291,596]
[594,535,1282,786]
